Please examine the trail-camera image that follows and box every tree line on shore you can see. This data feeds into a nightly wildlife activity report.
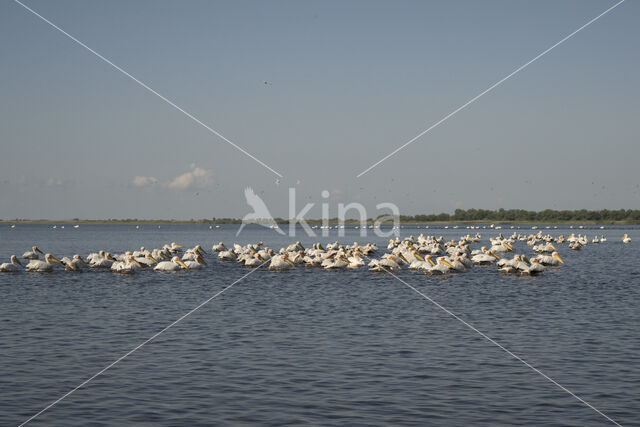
[3,208,640,224]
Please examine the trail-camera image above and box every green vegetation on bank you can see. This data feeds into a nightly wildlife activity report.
[2,209,640,225]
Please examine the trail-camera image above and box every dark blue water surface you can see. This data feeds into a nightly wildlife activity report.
[0,224,639,426]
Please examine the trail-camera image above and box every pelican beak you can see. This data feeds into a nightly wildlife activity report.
[198,257,208,266]
[286,259,294,266]
[319,244,325,250]
[176,260,189,269]
[16,259,23,266]
[175,244,184,248]
[133,260,143,268]
[427,257,436,266]
[415,253,424,261]
[50,256,63,265]
[257,255,265,262]
[490,251,500,259]
[299,244,305,250]
[35,247,44,254]
[80,257,88,267]
[553,253,565,264]
[550,243,556,250]
[505,242,513,251]
[440,259,454,268]
[147,255,158,264]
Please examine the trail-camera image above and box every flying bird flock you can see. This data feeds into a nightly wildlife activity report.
[0,232,631,275]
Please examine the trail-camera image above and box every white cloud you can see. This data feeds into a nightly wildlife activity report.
[168,163,213,190]
[132,176,158,187]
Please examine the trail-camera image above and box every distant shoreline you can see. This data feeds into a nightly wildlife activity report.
[4,209,639,225]
[1,219,638,226]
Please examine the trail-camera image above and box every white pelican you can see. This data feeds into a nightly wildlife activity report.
[218,249,236,261]
[324,256,349,270]
[90,252,116,268]
[154,256,189,271]
[245,253,266,268]
[182,245,207,261]
[269,254,294,271]
[426,257,454,275]
[533,243,556,254]
[347,253,365,268]
[524,258,546,276]
[61,255,88,271]
[471,249,500,265]
[111,255,143,274]
[409,254,435,271]
[212,242,227,252]
[23,246,44,260]
[537,252,564,266]
[0,255,22,272]
[184,254,207,269]
[622,234,631,244]
[25,254,64,272]
[170,242,184,251]
[368,256,402,272]
[135,253,159,268]
[491,241,514,253]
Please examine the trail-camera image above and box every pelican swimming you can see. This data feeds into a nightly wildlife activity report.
[426,257,454,275]
[154,256,189,271]
[0,255,22,272]
[212,242,227,252]
[134,253,159,268]
[89,251,116,268]
[537,251,564,266]
[622,234,631,243]
[183,254,207,269]
[269,254,294,271]
[182,245,206,261]
[471,249,500,265]
[23,246,43,260]
[25,254,63,272]
[218,249,236,261]
[61,254,88,271]
[347,252,365,268]
[244,253,266,268]
[111,255,143,274]
[324,255,349,270]
[523,258,546,276]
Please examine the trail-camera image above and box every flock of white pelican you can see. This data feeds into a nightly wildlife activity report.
[0,232,631,275]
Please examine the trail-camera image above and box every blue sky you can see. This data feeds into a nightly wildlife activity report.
[1,0,638,219]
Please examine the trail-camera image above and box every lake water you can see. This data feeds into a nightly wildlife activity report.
[1,224,639,426]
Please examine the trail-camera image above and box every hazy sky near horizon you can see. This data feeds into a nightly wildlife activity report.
[1,0,639,219]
